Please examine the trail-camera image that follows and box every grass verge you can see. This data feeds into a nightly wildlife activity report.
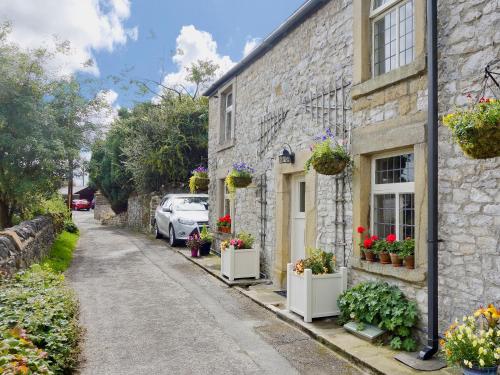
[41,231,79,272]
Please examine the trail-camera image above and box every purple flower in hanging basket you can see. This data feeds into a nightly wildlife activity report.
[232,162,255,174]
[192,166,208,174]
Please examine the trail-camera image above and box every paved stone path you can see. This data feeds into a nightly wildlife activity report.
[69,211,364,375]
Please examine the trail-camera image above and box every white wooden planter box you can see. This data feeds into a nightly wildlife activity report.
[287,263,347,323]
[221,246,260,281]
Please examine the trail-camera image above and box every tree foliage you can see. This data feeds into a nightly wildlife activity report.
[89,93,209,213]
[0,24,107,228]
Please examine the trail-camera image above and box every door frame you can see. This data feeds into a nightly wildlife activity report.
[290,174,306,263]
[274,149,317,288]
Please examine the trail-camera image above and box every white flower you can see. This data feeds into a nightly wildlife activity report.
[479,358,485,367]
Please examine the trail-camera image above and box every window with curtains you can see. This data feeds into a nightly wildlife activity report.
[371,152,415,240]
[371,0,415,76]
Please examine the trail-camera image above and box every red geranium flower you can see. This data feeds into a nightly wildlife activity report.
[371,235,379,241]
[357,226,365,234]
[363,238,373,249]
[386,234,396,243]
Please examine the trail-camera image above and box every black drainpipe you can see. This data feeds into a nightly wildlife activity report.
[419,0,439,360]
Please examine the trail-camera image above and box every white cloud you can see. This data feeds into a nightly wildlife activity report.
[243,37,261,58]
[162,25,236,94]
[0,0,138,77]
[90,89,120,132]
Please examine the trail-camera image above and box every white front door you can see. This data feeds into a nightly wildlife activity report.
[290,174,306,263]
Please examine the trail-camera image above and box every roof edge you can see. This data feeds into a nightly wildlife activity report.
[203,0,330,97]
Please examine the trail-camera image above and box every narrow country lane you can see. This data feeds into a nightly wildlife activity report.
[68,211,364,375]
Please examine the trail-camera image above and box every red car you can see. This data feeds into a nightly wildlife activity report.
[71,199,91,211]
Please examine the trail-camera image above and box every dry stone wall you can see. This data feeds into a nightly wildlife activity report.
[0,216,58,276]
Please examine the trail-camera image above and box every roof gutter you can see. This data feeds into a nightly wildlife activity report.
[203,0,330,97]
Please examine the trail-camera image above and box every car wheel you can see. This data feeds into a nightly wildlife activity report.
[154,221,163,239]
[169,225,178,247]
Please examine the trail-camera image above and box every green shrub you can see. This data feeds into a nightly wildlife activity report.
[337,281,418,351]
[293,248,337,275]
[237,231,255,249]
[42,231,79,273]
[0,265,80,373]
[63,221,79,234]
[0,327,53,374]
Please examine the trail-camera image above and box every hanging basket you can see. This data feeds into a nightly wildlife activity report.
[192,176,209,191]
[455,123,500,159]
[311,155,348,175]
[231,175,252,188]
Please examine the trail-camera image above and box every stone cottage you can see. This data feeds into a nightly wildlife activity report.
[204,0,500,337]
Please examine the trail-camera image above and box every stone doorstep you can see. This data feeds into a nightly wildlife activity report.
[175,248,271,287]
[235,285,457,375]
[177,251,456,375]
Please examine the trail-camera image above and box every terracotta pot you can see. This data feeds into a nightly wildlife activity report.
[405,255,415,269]
[360,249,366,260]
[390,253,403,267]
[218,226,230,233]
[379,252,391,264]
[365,250,377,262]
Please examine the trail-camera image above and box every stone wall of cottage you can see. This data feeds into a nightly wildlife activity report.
[350,0,500,337]
[208,0,354,279]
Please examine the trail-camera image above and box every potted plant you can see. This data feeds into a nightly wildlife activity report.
[220,231,259,281]
[305,129,350,175]
[186,233,203,257]
[374,236,391,265]
[287,248,347,323]
[199,226,213,256]
[217,215,231,233]
[443,96,500,159]
[400,238,415,269]
[441,304,499,374]
[357,226,366,260]
[189,166,209,193]
[363,235,379,262]
[389,236,403,267]
[225,162,255,193]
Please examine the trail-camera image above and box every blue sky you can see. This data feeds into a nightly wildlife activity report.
[91,0,305,107]
[0,0,305,111]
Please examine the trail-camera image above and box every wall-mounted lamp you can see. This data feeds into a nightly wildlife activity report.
[278,144,295,164]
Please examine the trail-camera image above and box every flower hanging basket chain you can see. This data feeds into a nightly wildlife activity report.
[305,129,351,176]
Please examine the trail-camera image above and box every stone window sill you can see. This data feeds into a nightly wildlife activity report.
[351,258,426,283]
[216,140,235,153]
[352,54,426,99]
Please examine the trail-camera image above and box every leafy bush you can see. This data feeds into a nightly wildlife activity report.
[63,221,79,234]
[293,248,337,275]
[0,327,52,374]
[42,231,79,273]
[0,265,81,373]
[337,281,418,351]
[237,231,254,249]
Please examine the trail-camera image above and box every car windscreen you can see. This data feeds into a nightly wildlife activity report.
[172,198,208,211]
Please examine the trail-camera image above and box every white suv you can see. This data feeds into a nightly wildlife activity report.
[154,194,208,246]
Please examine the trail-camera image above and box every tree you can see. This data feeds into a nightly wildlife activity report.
[0,24,105,228]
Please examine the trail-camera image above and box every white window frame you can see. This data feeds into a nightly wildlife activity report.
[370,150,415,240]
[219,84,234,144]
[370,0,415,77]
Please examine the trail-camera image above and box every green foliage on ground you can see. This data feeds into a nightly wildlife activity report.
[0,265,81,374]
[337,281,418,351]
[41,231,79,273]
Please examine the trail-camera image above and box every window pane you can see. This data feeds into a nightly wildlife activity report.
[299,181,305,213]
[225,111,232,140]
[375,153,414,184]
[226,93,232,108]
[399,193,415,239]
[399,0,414,67]
[374,194,396,238]
[373,10,397,76]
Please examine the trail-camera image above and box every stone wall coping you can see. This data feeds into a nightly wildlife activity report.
[352,54,426,99]
[351,258,427,284]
